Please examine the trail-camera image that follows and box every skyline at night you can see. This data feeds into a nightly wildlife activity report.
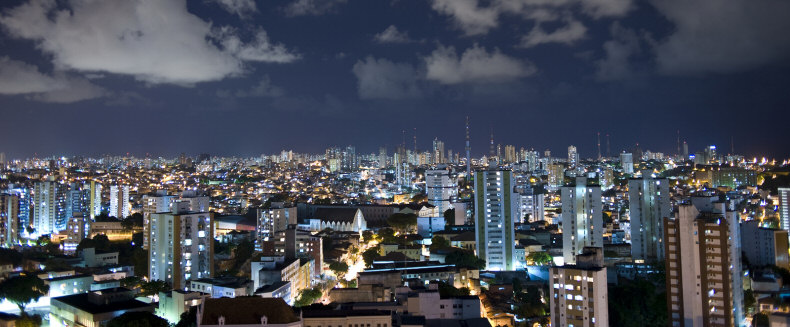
[0,0,789,158]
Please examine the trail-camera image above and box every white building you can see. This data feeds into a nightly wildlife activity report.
[619,152,634,175]
[403,288,483,319]
[628,172,671,262]
[425,169,457,216]
[516,186,545,223]
[149,203,214,289]
[567,145,578,168]
[256,204,297,248]
[33,177,67,235]
[109,185,130,219]
[780,187,790,235]
[474,169,516,271]
[561,177,603,265]
[550,247,608,327]
[142,191,210,249]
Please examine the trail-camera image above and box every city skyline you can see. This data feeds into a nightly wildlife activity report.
[0,0,788,158]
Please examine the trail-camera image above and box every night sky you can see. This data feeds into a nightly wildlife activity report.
[0,0,789,159]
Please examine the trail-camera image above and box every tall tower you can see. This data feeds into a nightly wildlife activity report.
[489,127,495,159]
[606,133,611,158]
[561,176,603,265]
[664,197,744,327]
[474,169,516,271]
[465,117,471,178]
[629,171,671,262]
[597,132,602,160]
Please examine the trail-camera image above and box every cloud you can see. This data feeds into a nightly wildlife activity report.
[0,0,298,85]
[217,76,284,98]
[430,0,499,36]
[374,25,415,44]
[211,0,257,18]
[352,57,421,99]
[0,56,106,103]
[430,0,631,36]
[283,0,347,16]
[519,19,587,48]
[595,23,641,81]
[650,0,790,74]
[216,28,301,63]
[424,44,536,84]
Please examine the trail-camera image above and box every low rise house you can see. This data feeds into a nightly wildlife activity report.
[50,288,153,327]
[197,297,301,327]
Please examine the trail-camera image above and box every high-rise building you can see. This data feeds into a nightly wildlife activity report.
[567,146,578,168]
[474,169,516,271]
[432,138,445,164]
[0,193,18,246]
[256,204,297,251]
[561,177,603,265]
[547,164,566,189]
[63,213,89,253]
[4,186,30,243]
[149,202,214,289]
[142,191,210,249]
[781,187,790,234]
[109,185,130,219]
[89,181,102,219]
[550,247,609,327]
[274,226,323,276]
[341,146,357,172]
[741,220,789,269]
[33,177,67,235]
[515,185,545,223]
[619,152,634,174]
[425,169,458,216]
[628,171,671,263]
[504,145,516,163]
[664,196,744,327]
[378,147,387,169]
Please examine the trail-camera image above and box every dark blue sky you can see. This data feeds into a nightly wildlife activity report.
[0,0,788,159]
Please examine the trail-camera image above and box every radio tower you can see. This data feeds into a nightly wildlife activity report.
[489,126,495,158]
[465,117,471,178]
[597,132,602,160]
[677,130,681,157]
[413,127,417,153]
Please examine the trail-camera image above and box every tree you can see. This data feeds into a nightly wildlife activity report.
[121,276,143,289]
[0,275,49,313]
[140,280,170,296]
[329,261,349,278]
[607,278,666,327]
[445,250,485,269]
[294,287,322,307]
[175,307,197,327]
[527,252,553,266]
[386,213,418,233]
[362,246,381,267]
[443,209,456,226]
[429,236,450,252]
[361,230,376,243]
[437,281,470,298]
[15,314,42,327]
[107,311,168,327]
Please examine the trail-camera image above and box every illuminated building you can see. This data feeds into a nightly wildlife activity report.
[33,177,67,235]
[256,203,297,250]
[781,187,790,234]
[567,145,578,168]
[425,168,457,216]
[109,184,130,219]
[664,197,744,327]
[561,177,603,265]
[474,169,516,271]
[629,171,671,263]
[149,202,214,289]
[550,247,608,327]
[619,152,634,174]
